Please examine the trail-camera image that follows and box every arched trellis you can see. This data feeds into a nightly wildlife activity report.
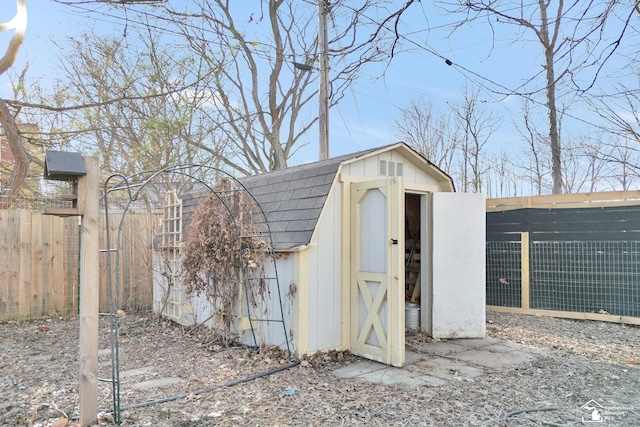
[100,164,291,424]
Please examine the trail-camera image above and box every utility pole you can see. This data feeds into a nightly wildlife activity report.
[318,0,330,160]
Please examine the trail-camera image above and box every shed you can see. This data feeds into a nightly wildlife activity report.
[154,142,486,367]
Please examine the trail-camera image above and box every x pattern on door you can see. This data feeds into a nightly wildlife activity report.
[356,273,388,350]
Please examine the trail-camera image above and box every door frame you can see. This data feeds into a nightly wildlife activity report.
[340,173,440,359]
[404,183,438,337]
[345,176,405,367]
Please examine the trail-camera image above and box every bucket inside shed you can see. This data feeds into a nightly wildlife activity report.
[405,302,420,329]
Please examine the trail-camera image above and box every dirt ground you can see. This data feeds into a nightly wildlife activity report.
[1,311,638,426]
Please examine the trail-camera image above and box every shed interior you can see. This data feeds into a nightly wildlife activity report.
[405,193,423,329]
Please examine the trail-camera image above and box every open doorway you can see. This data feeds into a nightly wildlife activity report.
[405,193,423,332]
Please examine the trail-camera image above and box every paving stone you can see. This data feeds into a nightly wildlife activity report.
[417,341,466,356]
[120,366,155,378]
[449,337,501,349]
[28,355,52,362]
[131,377,184,390]
[483,342,527,353]
[456,349,535,370]
[411,357,483,381]
[428,357,467,370]
[98,349,112,359]
[333,361,387,379]
[413,374,449,387]
[359,368,439,388]
[404,350,424,365]
[333,338,547,388]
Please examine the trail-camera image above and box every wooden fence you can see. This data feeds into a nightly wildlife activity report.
[486,191,640,325]
[486,189,640,211]
[0,209,157,320]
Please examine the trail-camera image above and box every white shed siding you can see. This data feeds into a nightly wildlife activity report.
[300,147,447,355]
[301,147,450,353]
[361,154,379,176]
[154,251,296,351]
[341,152,442,186]
[304,178,344,353]
[402,159,437,185]
[241,255,296,352]
[187,291,212,328]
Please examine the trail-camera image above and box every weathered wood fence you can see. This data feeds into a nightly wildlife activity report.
[486,190,640,325]
[0,209,157,320]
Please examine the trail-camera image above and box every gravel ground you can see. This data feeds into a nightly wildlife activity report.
[1,311,638,426]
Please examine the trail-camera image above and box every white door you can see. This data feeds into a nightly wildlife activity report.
[350,178,404,367]
[430,192,486,338]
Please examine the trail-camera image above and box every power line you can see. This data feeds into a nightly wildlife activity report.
[50,1,633,138]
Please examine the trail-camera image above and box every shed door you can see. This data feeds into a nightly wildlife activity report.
[350,178,404,367]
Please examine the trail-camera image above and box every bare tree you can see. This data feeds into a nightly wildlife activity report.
[594,83,640,148]
[602,137,640,191]
[395,87,498,193]
[439,0,622,194]
[575,135,611,193]
[513,99,551,195]
[53,29,227,181]
[588,78,640,189]
[0,0,28,207]
[450,85,499,192]
[393,96,460,172]
[69,0,417,174]
[561,137,596,194]
[486,151,521,198]
[43,1,421,175]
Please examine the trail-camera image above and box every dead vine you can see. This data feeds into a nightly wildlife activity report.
[179,179,269,346]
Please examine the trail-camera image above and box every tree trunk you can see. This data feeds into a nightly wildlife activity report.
[539,0,563,194]
[545,55,562,194]
[0,98,30,208]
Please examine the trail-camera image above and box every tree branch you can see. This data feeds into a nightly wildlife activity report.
[0,98,30,207]
[0,0,27,75]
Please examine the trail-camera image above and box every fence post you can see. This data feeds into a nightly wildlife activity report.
[521,232,530,310]
[77,157,100,426]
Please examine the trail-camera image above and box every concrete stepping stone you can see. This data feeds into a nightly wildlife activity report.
[451,337,502,348]
[417,341,467,356]
[333,339,546,388]
[119,366,155,378]
[28,355,52,363]
[359,367,445,388]
[456,348,536,370]
[333,361,387,379]
[98,348,112,357]
[131,377,184,390]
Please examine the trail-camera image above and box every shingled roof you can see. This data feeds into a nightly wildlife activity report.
[181,143,452,251]
[240,147,380,250]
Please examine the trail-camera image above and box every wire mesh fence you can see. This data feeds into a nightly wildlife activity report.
[486,236,640,320]
[530,241,640,317]
[486,240,522,308]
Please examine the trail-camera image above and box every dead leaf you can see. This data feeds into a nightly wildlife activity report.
[50,418,69,427]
